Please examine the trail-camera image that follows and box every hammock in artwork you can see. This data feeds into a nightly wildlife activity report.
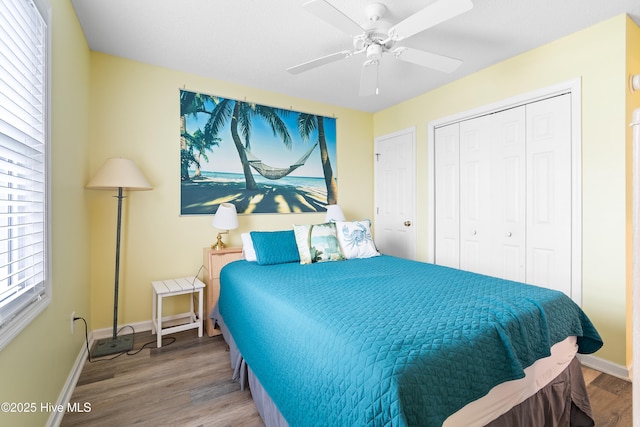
[244,142,319,180]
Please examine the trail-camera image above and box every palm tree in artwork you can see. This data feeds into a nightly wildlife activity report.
[180,91,221,181]
[298,113,338,204]
[204,98,292,190]
[184,128,220,178]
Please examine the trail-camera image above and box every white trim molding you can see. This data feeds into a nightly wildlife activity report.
[577,354,630,382]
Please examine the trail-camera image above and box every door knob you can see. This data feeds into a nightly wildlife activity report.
[404,220,411,227]
[506,232,512,237]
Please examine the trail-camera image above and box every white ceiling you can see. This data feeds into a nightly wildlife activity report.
[71,0,640,113]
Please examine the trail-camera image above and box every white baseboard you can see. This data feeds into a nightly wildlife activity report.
[577,353,631,382]
[46,342,88,427]
[91,313,193,340]
[91,320,152,340]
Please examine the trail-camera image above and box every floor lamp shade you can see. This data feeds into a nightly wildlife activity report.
[87,158,151,357]
[86,158,152,190]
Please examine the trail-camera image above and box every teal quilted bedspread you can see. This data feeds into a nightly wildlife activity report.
[219,255,602,427]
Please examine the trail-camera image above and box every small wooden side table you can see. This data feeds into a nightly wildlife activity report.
[151,276,205,348]
[203,247,243,336]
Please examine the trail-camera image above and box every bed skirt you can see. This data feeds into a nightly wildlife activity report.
[484,358,594,426]
[213,310,595,427]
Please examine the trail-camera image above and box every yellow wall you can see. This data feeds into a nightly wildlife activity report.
[88,53,374,328]
[626,17,640,366]
[0,0,92,426]
[374,15,636,366]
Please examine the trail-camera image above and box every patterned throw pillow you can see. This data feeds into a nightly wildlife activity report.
[293,222,345,264]
[335,219,381,259]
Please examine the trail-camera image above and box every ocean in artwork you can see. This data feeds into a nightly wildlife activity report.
[180,171,329,215]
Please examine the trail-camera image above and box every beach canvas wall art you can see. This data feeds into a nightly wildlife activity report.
[179,90,338,215]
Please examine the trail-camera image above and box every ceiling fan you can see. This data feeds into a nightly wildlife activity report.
[287,0,473,96]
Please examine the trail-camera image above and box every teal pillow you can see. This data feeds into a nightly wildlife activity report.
[250,230,300,265]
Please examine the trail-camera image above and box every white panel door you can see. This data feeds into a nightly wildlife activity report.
[459,116,492,275]
[374,128,416,260]
[526,94,572,295]
[490,107,526,281]
[434,123,460,268]
[437,106,526,280]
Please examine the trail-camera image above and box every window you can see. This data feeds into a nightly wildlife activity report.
[0,0,50,351]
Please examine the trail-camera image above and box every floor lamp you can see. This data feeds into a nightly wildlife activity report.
[86,158,152,357]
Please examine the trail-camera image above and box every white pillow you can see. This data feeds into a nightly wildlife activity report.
[335,220,381,259]
[241,232,257,262]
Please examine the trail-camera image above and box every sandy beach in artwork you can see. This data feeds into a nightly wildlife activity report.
[181,175,329,215]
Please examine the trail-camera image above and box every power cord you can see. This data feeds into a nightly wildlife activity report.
[74,316,176,363]
[191,264,205,289]
[190,264,206,321]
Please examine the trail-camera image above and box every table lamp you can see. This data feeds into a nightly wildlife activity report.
[325,204,346,222]
[212,203,239,250]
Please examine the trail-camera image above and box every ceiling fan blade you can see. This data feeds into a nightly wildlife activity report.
[393,47,462,73]
[287,50,353,74]
[303,0,364,36]
[388,0,473,41]
[359,60,379,96]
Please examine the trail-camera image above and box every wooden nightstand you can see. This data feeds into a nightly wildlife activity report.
[202,247,243,336]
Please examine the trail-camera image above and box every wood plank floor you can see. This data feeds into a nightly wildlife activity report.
[61,329,631,427]
[582,364,632,426]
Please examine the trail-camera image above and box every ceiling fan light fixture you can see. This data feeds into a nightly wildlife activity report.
[366,43,383,61]
[353,36,366,51]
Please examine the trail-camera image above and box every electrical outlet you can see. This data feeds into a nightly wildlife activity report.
[70,311,76,335]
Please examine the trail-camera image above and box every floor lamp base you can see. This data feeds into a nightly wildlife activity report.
[91,334,133,358]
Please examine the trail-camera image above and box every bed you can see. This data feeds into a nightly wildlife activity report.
[212,225,603,427]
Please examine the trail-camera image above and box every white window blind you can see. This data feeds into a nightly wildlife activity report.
[0,0,49,349]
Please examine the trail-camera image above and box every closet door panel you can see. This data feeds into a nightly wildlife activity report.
[491,107,526,281]
[434,123,460,268]
[526,94,572,296]
[459,118,492,275]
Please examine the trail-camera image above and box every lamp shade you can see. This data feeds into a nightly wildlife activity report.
[86,158,152,190]
[212,203,239,230]
[325,204,345,222]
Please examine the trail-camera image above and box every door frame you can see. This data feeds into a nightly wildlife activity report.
[374,126,417,260]
[426,78,582,304]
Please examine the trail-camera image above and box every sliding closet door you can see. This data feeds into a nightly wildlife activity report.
[525,94,572,295]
